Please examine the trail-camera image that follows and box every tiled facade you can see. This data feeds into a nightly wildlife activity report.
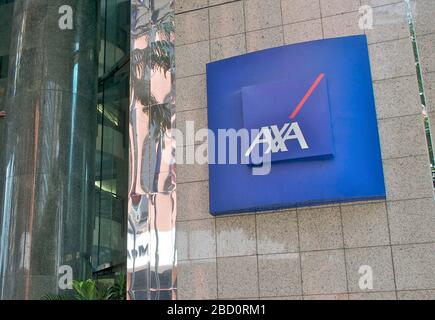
[175,0,435,300]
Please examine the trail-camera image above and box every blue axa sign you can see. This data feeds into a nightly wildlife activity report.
[242,73,334,164]
[206,35,386,215]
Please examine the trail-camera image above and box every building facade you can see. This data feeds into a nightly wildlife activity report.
[0,0,434,300]
[174,0,435,300]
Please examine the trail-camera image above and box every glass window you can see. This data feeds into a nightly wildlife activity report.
[93,0,130,278]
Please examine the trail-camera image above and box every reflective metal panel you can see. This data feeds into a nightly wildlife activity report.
[128,0,176,300]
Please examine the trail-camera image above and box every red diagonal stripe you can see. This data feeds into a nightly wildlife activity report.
[290,73,325,119]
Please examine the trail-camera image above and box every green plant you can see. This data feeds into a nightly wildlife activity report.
[41,294,71,300]
[72,279,107,300]
[106,273,127,300]
[42,274,126,300]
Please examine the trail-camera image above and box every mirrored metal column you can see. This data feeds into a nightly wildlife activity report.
[128,0,176,300]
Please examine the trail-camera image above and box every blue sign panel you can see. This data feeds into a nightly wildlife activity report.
[242,75,334,164]
[206,35,386,215]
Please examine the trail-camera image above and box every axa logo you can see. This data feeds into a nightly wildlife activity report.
[243,73,330,162]
[245,122,308,157]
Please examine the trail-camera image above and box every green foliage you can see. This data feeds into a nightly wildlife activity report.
[106,273,127,300]
[73,279,106,300]
[42,274,126,301]
[41,293,71,300]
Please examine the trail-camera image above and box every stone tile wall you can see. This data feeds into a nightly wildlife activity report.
[175,0,435,300]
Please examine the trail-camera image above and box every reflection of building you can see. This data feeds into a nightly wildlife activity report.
[128,0,176,300]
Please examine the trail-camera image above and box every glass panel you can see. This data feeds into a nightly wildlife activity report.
[99,0,131,76]
[405,0,435,188]
[93,0,130,279]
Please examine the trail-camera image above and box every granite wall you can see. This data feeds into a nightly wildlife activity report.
[0,0,99,299]
[175,0,435,300]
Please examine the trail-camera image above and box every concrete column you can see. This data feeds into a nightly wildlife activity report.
[0,0,99,299]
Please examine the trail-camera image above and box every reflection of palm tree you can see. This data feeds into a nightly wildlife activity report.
[131,2,174,140]
[129,0,176,300]
[149,12,175,301]
[131,0,174,108]
[130,0,174,194]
